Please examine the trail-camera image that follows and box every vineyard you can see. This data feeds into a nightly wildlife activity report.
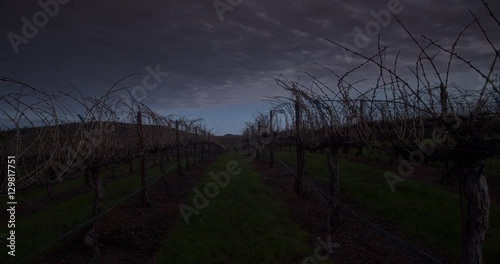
[0,79,225,262]
[2,1,500,264]
[236,3,500,262]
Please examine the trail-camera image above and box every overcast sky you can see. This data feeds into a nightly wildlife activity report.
[1,0,499,135]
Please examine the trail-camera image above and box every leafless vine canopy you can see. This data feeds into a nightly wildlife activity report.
[0,77,214,190]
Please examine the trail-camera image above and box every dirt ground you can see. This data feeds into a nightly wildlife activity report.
[254,160,447,264]
[35,156,217,264]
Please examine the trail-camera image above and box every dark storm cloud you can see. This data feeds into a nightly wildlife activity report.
[0,0,499,133]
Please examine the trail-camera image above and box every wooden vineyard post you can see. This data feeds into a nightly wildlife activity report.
[137,111,150,207]
[175,120,183,177]
[269,110,274,168]
[294,99,304,196]
[184,124,190,171]
[288,120,292,152]
[208,133,211,156]
[111,163,116,177]
[128,158,133,173]
[201,130,205,162]
[456,156,490,263]
[86,164,102,257]
[440,83,447,120]
[252,125,260,161]
[46,169,54,199]
[327,143,342,233]
[160,151,167,185]
[359,99,364,122]
[257,122,262,160]
[193,127,198,166]
[84,168,90,185]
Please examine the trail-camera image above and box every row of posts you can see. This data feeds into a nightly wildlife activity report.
[137,112,214,207]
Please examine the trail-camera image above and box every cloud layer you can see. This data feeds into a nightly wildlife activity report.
[0,0,499,134]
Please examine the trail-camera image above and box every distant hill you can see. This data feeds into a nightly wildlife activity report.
[216,134,243,146]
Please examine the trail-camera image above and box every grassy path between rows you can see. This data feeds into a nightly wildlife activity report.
[276,151,500,263]
[154,150,317,264]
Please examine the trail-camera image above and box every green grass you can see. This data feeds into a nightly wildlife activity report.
[0,161,173,264]
[483,158,500,182]
[342,146,500,184]
[154,150,318,264]
[339,146,391,161]
[276,151,500,263]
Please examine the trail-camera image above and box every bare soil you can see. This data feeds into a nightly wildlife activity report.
[255,160,447,264]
